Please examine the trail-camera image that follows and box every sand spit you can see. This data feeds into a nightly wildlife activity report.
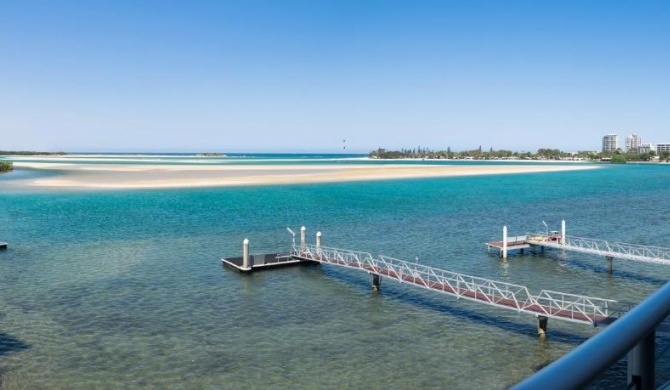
[9,163,597,190]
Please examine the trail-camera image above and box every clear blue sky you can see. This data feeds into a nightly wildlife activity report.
[1,1,669,153]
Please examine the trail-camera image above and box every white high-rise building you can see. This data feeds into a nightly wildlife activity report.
[602,134,618,152]
[625,134,641,152]
[657,143,670,153]
[638,143,656,153]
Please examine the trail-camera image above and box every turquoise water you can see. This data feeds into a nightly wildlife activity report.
[1,161,670,388]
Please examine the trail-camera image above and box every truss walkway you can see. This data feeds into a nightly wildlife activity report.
[526,234,670,266]
[292,244,623,327]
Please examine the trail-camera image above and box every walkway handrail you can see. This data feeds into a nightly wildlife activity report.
[512,280,670,389]
[376,254,534,310]
[294,244,617,326]
[530,290,614,322]
[526,234,670,264]
[564,235,670,261]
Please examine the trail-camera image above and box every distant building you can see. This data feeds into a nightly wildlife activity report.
[657,143,670,153]
[625,134,641,152]
[602,134,618,152]
[638,143,656,153]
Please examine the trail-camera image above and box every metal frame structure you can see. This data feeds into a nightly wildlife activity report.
[293,244,617,326]
[526,234,670,265]
[513,280,670,390]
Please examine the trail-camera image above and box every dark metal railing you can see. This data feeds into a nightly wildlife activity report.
[512,281,670,390]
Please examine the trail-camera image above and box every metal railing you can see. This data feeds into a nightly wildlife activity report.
[526,234,670,265]
[513,280,670,389]
[533,290,615,324]
[293,244,617,326]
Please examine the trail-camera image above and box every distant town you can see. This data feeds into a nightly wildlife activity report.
[600,133,670,162]
[369,133,670,163]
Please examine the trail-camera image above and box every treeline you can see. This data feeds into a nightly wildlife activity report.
[604,150,670,163]
[0,162,13,172]
[369,147,594,160]
[0,151,67,156]
[369,147,670,163]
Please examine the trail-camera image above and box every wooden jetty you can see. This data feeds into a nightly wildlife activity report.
[220,226,670,338]
[223,227,629,336]
[291,244,624,333]
[222,252,303,272]
[485,238,531,254]
[485,223,563,259]
[222,228,318,272]
[486,220,670,274]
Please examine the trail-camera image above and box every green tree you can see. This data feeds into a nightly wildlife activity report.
[610,154,627,164]
[0,161,13,172]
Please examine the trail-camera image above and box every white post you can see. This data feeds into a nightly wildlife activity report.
[316,231,322,257]
[300,226,306,253]
[502,225,508,259]
[561,220,566,245]
[242,238,250,270]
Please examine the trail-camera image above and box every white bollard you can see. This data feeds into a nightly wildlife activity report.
[242,238,250,270]
[561,220,566,245]
[316,231,322,257]
[300,226,306,252]
[502,226,508,259]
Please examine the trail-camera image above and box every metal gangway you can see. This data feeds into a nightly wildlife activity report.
[292,244,622,327]
[526,234,670,266]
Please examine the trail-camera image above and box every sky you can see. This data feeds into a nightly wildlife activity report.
[1,1,669,153]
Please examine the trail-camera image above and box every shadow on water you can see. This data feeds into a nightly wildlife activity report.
[0,333,29,387]
[491,250,670,286]
[535,252,669,287]
[0,332,29,356]
[319,266,591,344]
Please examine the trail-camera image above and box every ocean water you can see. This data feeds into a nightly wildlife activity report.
[1,160,670,388]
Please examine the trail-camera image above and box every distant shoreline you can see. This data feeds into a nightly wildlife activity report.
[2,154,598,163]
[370,157,591,163]
[0,151,67,156]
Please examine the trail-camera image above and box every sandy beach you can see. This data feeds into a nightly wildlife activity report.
[5,162,598,190]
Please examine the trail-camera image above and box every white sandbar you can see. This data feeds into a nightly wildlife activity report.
[9,162,597,190]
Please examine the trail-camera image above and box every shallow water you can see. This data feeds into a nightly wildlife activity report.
[1,161,670,388]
